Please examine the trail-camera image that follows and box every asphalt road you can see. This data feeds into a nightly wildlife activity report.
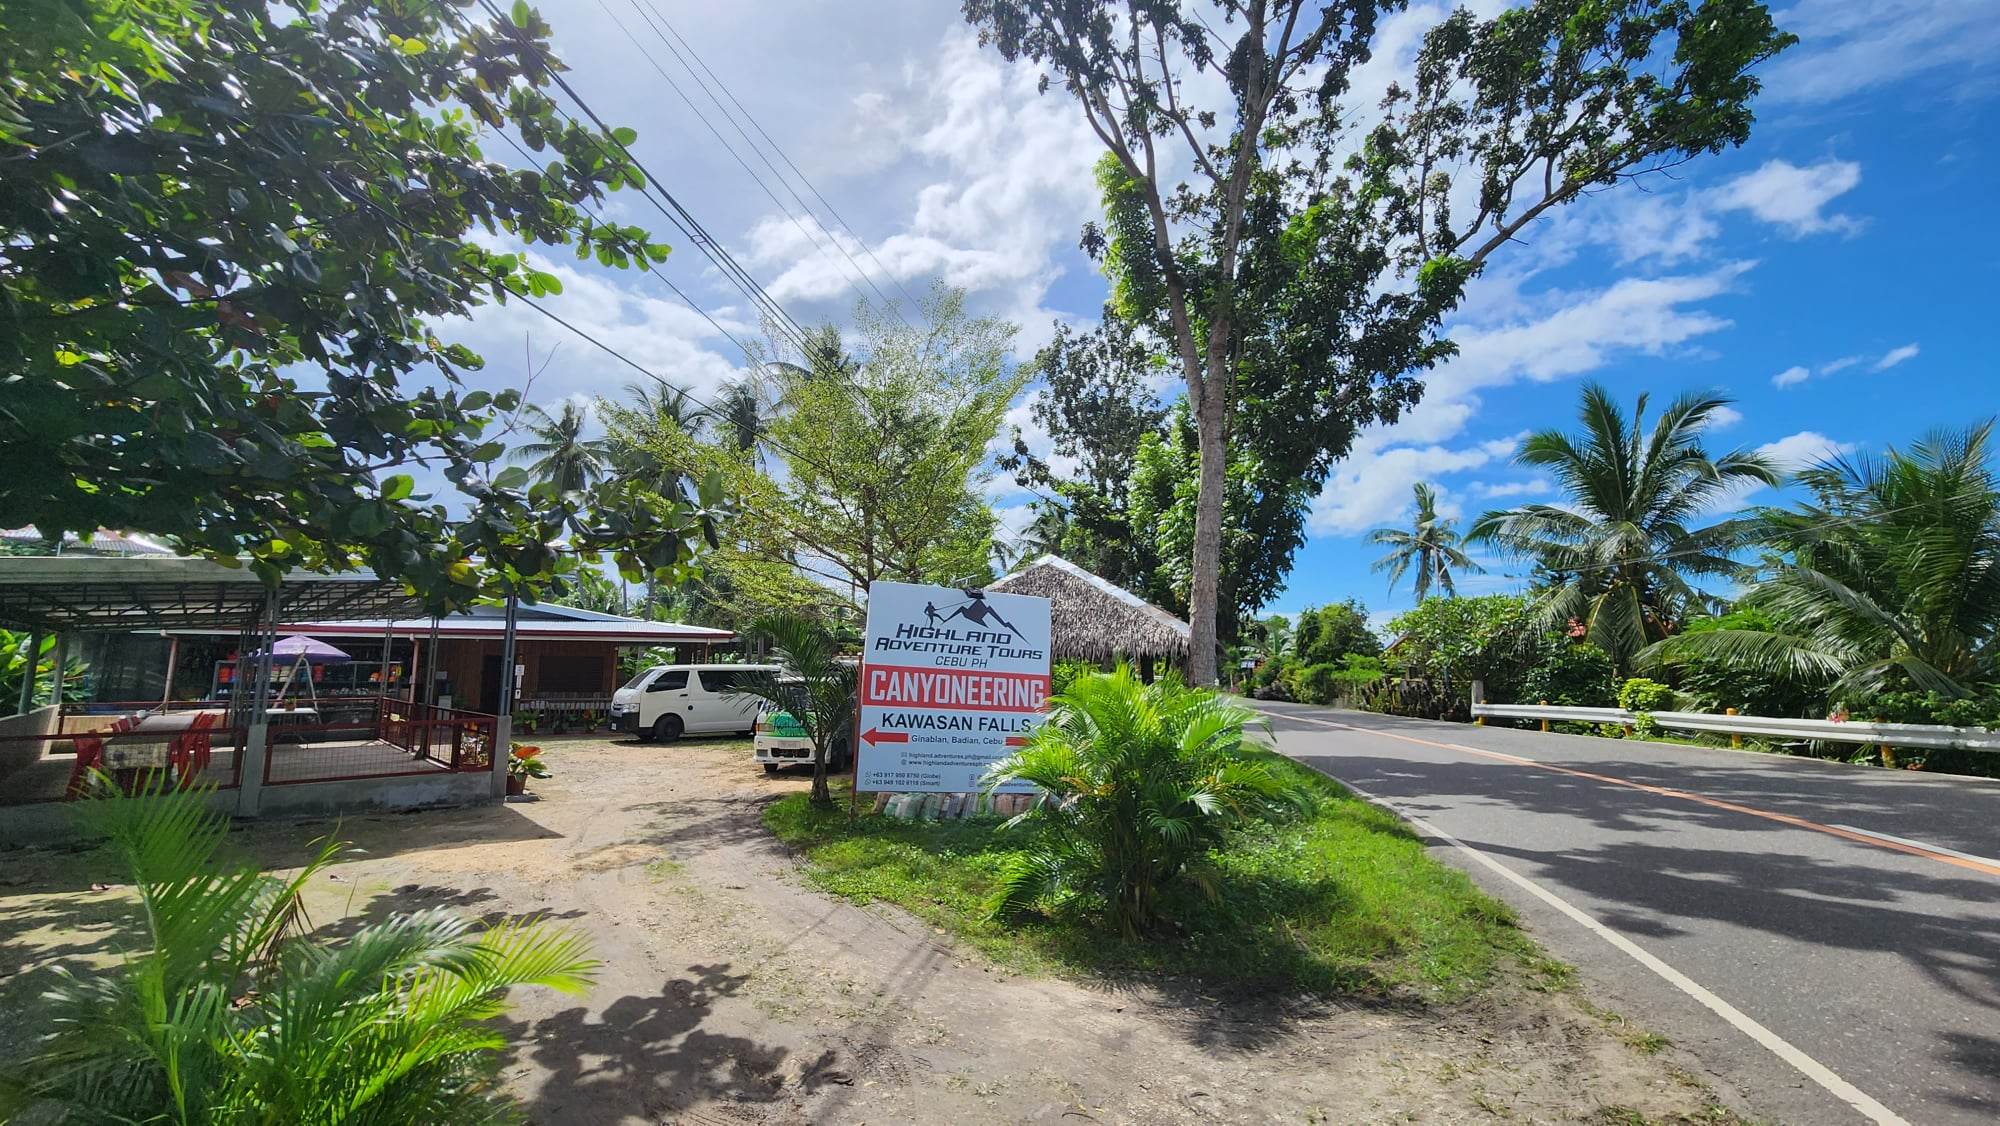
[1251,701,2000,1126]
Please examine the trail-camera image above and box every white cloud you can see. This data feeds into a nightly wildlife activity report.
[1702,430,1858,514]
[1763,0,2000,105]
[1758,431,1855,473]
[747,32,1103,354]
[1872,343,1920,371]
[1705,404,1744,430]
[1818,355,1863,376]
[1472,477,1553,499]
[1709,160,1865,237]
[1309,438,1517,535]
[1771,365,1811,389]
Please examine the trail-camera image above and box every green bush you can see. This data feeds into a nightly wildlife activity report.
[1051,659,1097,697]
[1249,656,1294,701]
[1293,600,1382,665]
[982,667,1316,938]
[1617,678,1677,713]
[1618,678,1676,740]
[1853,688,2000,778]
[1386,595,1540,709]
[1287,662,1340,704]
[1520,638,1616,707]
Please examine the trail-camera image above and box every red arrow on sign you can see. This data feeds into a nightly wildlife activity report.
[861,728,909,747]
[1003,736,1029,747]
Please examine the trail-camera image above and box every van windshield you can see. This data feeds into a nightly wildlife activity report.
[620,668,660,691]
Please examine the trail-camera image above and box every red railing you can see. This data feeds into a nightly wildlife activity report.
[260,698,496,786]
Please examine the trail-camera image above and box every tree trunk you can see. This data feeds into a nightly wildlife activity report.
[1187,375,1229,685]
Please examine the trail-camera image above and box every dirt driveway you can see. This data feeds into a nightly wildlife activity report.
[0,737,1757,1123]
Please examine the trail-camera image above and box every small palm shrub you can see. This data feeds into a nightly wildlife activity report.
[982,667,1315,938]
[0,780,595,1123]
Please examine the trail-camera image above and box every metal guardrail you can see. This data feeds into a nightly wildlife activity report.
[1470,702,2000,752]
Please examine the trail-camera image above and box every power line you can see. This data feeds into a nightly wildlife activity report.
[604,0,915,329]
[630,0,929,319]
[487,128,761,365]
[471,0,814,356]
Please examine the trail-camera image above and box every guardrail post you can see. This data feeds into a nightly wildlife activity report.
[1539,702,1550,733]
[1726,707,1741,748]
[1881,744,1898,769]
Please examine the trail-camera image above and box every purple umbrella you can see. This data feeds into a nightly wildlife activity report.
[247,635,353,663]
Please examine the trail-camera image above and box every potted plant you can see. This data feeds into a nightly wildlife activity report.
[507,742,550,796]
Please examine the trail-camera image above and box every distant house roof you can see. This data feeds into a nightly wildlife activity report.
[2,528,173,556]
[987,554,1190,662]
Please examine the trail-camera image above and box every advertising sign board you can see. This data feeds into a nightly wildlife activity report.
[857,580,1052,793]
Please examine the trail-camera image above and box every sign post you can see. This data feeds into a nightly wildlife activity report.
[857,580,1052,797]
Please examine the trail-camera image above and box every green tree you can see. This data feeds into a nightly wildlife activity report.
[1387,594,1537,700]
[962,0,1794,683]
[509,400,609,494]
[1470,384,1777,672]
[1293,600,1382,666]
[1646,423,2000,700]
[984,667,1313,938]
[0,782,594,1121]
[734,288,1023,597]
[1128,401,1310,640]
[0,0,710,603]
[1370,483,1482,601]
[1000,309,1170,592]
[734,613,859,807]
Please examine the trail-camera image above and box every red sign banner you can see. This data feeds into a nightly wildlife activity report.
[862,664,1050,713]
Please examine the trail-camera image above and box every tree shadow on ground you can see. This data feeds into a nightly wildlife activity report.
[495,962,841,1123]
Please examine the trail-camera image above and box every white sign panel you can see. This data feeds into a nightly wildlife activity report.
[857,580,1052,794]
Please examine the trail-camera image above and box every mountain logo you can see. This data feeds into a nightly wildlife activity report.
[920,590,1023,642]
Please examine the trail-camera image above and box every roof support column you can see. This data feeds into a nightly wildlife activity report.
[17,629,42,714]
[237,589,279,818]
[490,588,520,801]
[424,616,440,706]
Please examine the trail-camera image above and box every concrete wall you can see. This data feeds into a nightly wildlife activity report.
[256,770,493,818]
[0,703,60,782]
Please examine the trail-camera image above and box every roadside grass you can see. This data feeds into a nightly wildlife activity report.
[763,754,1543,1000]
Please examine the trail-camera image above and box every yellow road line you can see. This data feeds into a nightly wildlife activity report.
[1262,708,2000,880]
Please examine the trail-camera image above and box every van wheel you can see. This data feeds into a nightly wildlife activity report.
[652,714,684,743]
[762,764,778,774]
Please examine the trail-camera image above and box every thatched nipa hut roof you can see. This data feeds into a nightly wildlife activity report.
[987,555,1191,663]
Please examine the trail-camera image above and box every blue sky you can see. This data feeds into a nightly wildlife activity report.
[438,1,1999,626]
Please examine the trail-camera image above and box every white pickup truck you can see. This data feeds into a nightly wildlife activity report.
[610,663,778,742]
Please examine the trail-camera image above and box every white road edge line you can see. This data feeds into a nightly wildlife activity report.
[1830,825,2000,869]
[1264,710,1909,1126]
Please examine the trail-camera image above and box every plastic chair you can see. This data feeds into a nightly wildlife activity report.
[66,714,138,799]
[170,711,220,786]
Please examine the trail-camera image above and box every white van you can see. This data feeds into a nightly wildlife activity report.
[611,664,778,742]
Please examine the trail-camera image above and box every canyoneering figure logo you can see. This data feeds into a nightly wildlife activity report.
[921,591,1023,642]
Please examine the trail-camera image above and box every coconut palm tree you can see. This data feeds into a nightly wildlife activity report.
[1645,421,2000,699]
[509,400,608,493]
[709,376,768,461]
[1368,482,1483,600]
[1469,383,1777,672]
[0,781,593,1121]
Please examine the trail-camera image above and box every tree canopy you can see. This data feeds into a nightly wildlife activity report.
[0,0,713,604]
[962,0,1795,681]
